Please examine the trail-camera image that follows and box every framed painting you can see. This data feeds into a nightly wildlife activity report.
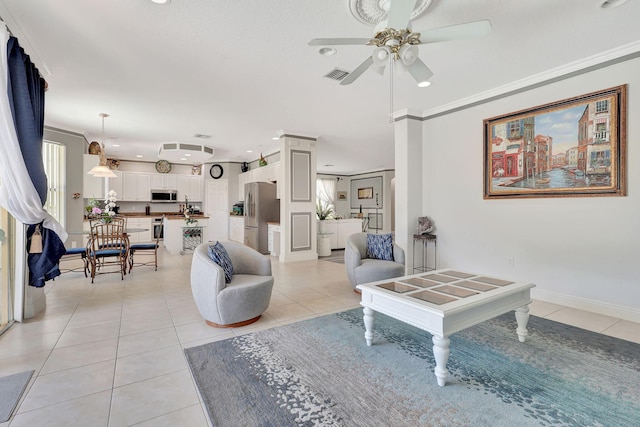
[358,187,373,199]
[483,85,627,199]
[337,191,347,201]
[351,176,383,208]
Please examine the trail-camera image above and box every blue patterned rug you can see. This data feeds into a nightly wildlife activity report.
[184,309,640,426]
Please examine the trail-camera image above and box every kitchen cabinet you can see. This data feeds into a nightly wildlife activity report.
[107,171,123,198]
[150,174,177,190]
[229,216,244,243]
[238,162,280,200]
[82,154,104,199]
[177,175,202,202]
[122,172,150,201]
[317,219,362,249]
[126,217,152,243]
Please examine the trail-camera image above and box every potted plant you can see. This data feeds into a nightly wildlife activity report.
[317,201,333,234]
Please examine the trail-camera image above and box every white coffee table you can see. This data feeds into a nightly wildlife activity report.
[357,269,535,386]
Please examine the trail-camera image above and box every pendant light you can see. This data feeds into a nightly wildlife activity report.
[88,113,117,178]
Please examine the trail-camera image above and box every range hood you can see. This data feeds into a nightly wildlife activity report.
[158,142,214,164]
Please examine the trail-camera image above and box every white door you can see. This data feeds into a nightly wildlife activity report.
[206,179,229,242]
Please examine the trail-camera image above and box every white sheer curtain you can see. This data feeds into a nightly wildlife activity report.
[316,178,336,211]
[0,27,67,241]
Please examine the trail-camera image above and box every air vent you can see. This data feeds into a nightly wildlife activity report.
[158,142,214,164]
[193,134,211,139]
[324,68,350,81]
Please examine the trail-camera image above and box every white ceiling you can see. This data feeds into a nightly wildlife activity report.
[0,0,638,175]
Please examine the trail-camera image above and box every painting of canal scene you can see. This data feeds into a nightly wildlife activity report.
[483,85,626,199]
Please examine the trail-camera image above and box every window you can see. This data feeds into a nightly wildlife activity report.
[595,100,609,113]
[316,178,336,218]
[42,141,66,226]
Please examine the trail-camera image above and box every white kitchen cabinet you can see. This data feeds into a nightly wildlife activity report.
[107,171,123,199]
[177,176,189,202]
[318,219,362,249]
[150,174,177,190]
[337,219,363,249]
[126,217,152,243]
[229,216,244,243]
[238,162,281,200]
[122,172,150,201]
[83,154,104,199]
[188,176,203,201]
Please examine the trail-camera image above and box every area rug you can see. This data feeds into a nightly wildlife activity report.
[184,309,640,426]
[319,249,344,264]
[0,370,34,422]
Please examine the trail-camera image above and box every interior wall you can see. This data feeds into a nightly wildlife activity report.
[421,57,640,321]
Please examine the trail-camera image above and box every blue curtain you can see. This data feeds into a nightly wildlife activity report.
[6,36,65,287]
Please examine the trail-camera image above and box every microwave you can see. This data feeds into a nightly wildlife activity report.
[150,189,177,203]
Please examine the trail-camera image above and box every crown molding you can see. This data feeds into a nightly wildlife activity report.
[421,40,640,120]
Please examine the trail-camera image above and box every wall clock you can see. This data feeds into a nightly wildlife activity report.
[155,160,171,173]
[209,164,223,179]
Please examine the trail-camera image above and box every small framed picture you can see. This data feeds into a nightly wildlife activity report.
[358,187,373,199]
[337,191,347,200]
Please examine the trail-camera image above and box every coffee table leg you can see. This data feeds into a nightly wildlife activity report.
[363,307,375,346]
[432,335,450,386]
[515,305,530,343]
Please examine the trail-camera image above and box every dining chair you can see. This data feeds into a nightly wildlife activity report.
[87,221,129,283]
[58,247,88,277]
[128,232,160,273]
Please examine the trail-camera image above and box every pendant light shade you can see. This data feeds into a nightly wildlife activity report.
[88,113,116,178]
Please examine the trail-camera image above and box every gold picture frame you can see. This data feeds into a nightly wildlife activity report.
[483,85,627,199]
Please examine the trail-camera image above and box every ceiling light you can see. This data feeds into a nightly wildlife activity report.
[150,0,171,4]
[112,144,120,147]
[180,158,187,161]
[247,150,253,153]
[87,113,116,178]
[271,136,279,140]
[185,153,191,157]
[136,155,143,158]
[318,47,337,56]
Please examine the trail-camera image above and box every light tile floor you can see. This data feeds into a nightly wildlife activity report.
[1,249,638,426]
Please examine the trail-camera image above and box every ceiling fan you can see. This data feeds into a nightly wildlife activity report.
[308,0,492,87]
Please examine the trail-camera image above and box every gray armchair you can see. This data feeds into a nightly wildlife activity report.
[191,241,273,327]
[345,233,405,291]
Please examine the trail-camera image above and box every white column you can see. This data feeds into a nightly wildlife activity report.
[394,110,423,274]
[278,132,318,263]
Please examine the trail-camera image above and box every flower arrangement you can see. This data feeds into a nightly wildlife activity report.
[85,191,118,222]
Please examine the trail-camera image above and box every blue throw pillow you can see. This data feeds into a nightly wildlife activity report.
[366,233,394,261]
[207,242,234,283]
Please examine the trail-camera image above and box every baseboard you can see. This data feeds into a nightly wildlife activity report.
[532,288,640,324]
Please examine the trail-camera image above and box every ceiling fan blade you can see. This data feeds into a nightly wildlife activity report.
[308,38,371,46]
[406,58,433,86]
[387,0,418,30]
[340,56,375,86]
[417,20,492,44]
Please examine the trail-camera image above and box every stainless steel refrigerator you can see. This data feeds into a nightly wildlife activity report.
[244,182,279,254]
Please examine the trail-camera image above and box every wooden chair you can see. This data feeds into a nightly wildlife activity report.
[128,233,160,273]
[87,221,129,283]
[58,247,88,277]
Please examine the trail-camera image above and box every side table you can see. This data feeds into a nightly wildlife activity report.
[413,234,437,273]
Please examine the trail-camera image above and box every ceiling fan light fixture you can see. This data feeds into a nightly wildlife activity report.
[398,44,419,65]
[372,46,390,65]
[88,113,117,178]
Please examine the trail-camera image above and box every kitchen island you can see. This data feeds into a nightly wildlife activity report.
[163,215,209,255]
